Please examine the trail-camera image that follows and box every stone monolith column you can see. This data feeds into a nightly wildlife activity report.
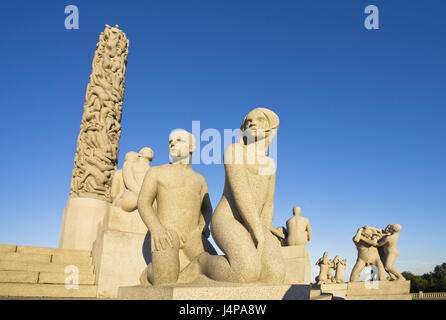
[60,25,129,250]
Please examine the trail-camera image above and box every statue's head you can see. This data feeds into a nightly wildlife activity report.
[169,130,196,160]
[139,147,154,162]
[362,226,374,239]
[124,151,139,162]
[386,224,402,233]
[240,107,279,145]
[323,251,328,257]
[293,206,301,216]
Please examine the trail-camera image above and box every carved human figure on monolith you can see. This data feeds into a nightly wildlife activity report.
[137,130,215,286]
[315,252,330,285]
[285,206,311,248]
[350,226,388,282]
[190,107,285,284]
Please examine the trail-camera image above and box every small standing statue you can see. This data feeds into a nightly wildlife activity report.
[326,258,335,283]
[333,256,347,283]
[315,252,330,284]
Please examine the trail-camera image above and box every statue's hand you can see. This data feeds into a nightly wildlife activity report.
[151,226,174,252]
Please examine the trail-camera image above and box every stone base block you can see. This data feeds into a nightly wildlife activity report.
[100,206,147,234]
[93,229,147,298]
[345,294,412,300]
[59,197,109,251]
[118,283,310,300]
[345,280,411,300]
[280,246,310,284]
[317,283,348,300]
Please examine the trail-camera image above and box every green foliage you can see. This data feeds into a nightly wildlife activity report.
[402,263,446,293]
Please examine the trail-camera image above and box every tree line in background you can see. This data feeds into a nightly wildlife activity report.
[403,263,446,293]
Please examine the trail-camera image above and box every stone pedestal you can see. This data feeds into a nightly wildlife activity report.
[59,197,109,251]
[316,283,348,300]
[345,280,411,300]
[280,245,310,284]
[118,283,310,300]
[92,206,148,298]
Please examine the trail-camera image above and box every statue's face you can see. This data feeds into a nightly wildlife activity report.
[243,110,268,141]
[169,131,191,158]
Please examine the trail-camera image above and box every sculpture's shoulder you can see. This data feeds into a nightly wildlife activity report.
[223,143,244,163]
[299,216,310,224]
[144,164,165,177]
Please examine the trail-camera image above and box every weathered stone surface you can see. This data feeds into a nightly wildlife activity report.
[281,245,307,259]
[0,245,17,253]
[0,271,39,284]
[38,272,95,285]
[101,206,147,234]
[347,280,410,296]
[0,252,51,264]
[118,283,310,300]
[345,294,412,300]
[51,254,92,266]
[0,260,93,273]
[59,197,109,251]
[92,230,147,298]
[0,283,97,298]
[17,245,91,257]
[281,245,310,284]
[317,283,348,300]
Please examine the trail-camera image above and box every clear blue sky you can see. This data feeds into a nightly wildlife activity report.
[1,0,445,281]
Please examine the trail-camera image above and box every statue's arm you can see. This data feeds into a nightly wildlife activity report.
[360,236,378,247]
[137,168,162,231]
[224,144,263,241]
[353,228,363,243]
[306,220,312,241]
[260,170,276,229]
[122,161,140,193]
[200,178,212,239]
[377,236,390,247]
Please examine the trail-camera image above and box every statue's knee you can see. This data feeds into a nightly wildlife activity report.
[234,259,262,283]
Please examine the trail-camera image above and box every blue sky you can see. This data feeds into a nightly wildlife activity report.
[1,0,445,281]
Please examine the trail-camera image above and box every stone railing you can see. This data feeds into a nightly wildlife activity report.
[412,291,446,300]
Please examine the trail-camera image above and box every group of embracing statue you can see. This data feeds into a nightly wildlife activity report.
[350,224,405,282]
[111,107,288,286]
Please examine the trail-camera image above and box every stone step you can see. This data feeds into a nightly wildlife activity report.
[0,260,94,274]
[0,283,97,298]
[0,252,92,266]
[0,271,39,284]
[345,294,412,300]
[0,270,95,285]
[16,246,91,257]
[0,252,51,264]
[39,272,95,285]
[311,294,333,300]
[0,245,17,253]
[310,289,321,298]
